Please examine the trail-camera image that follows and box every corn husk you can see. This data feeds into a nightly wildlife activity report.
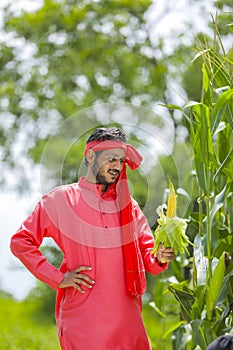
[152,182,192,257]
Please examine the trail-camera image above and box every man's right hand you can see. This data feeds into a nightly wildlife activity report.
[59,266,95,294]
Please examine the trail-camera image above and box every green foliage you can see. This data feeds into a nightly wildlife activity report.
[143,277,181,350]
[1,0,169,188]
[168,253,233,348]
[0,296,59,349]
[166,18,233,349]
[0,0,207,190]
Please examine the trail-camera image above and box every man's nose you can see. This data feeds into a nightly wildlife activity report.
[113,160,122,170]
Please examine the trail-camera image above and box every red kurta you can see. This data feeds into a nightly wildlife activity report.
[10,177,168,349]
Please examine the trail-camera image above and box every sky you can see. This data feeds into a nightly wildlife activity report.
[0,0,216,300]
[0,191,37,299]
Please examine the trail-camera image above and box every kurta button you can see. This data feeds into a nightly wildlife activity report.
[105,226,108,228]
[102,212,105,215]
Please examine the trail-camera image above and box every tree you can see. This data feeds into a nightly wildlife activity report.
[0,0,215,192]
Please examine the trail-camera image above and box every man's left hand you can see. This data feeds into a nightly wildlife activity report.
[156,243,175,264]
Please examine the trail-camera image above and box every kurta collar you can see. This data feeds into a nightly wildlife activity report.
[78,176,117,199]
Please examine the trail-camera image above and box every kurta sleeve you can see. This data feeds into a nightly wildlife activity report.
[133,200,168,275]
[10,195,65,290]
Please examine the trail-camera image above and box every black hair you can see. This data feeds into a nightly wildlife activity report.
[207,335,233,350]
[84,127,126,166]
[86,127,127,144]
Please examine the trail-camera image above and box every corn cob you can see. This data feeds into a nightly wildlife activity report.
[166,182,176,218]
[152,182,192,257]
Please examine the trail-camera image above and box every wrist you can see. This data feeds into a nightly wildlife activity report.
[155,257,166,267]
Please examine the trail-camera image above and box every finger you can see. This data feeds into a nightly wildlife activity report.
[75,266,92,273]
[75,273,95,284]
[162,251,175,256]
[60,268,95,288]
[164,253,174,258]
[158,244,169,253]
[74,279,94,290]
[72,282,86,294]
[156,251,163,263]
[74,276,95,288]
[163,248,174,253]
[162,253,175,261]
[70,275,94,293]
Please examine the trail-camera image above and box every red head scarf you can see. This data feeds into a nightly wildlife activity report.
[84,140,146,297]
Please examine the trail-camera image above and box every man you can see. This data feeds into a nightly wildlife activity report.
[10,127,175,349]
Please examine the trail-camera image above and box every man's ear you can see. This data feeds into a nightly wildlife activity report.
[86,149,96,165]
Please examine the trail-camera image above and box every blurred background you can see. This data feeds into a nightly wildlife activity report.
[0,0,232,349]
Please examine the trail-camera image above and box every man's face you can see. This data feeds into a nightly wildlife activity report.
[92,148,125,185]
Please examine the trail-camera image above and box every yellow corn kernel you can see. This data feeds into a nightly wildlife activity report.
[166,182,177,218]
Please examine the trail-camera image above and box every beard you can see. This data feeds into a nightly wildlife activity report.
[93,161,120,185]
[96,170,120,185]
[96,173,113,185]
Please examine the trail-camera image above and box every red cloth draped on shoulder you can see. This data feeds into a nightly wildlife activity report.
[84,140,146,296]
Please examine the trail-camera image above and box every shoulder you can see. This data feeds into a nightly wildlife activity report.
[40,183,81,208]
[43,182,79,198]
[39,183,81,215]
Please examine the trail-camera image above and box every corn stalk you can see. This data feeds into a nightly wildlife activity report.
[165,34,233,349]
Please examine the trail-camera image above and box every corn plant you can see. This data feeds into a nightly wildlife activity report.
[165,34,233,349]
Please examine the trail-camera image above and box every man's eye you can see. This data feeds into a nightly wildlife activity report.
[108,158,124,163]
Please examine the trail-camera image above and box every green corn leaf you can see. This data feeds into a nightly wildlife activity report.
[226,96,233,129]
[190,319,215,349]
[191,320,207,349]
[214,148,233,181]
[162,321,186,339]
[159,103,182,111]
[169,283,195,322]
[190,104,215,165]
[149,302,166,318]
[203,49,232,87]
[212,89,233,136]
[193,158,208,195]
[217,123,231,165]
[206,252,226,320]
[216,268,233,305]
[202,64,212,107]
[191,285,205,319]
[210,186,227,224]
[227,23,233,33]
[212,88,233,133]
